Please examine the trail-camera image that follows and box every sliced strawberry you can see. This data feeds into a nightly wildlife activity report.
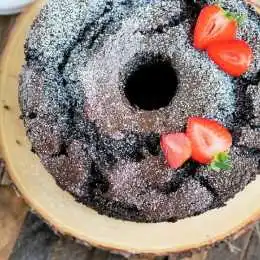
[194,5,238,50]
[207,39,253,76]
[160,133,192,169]
[186,117,232,164]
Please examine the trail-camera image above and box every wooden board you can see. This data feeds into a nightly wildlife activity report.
[8,211,260,260]
[10,213,207,260]
[0,187,28,260]
[0,0,260,256]
[0,16,17,53]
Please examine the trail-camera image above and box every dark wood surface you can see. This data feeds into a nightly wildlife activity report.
[1,11,260,260]
[7,212,260,260]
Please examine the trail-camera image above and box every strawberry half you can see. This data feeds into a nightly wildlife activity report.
[186,117,232,166]
[160,133,192,169]
[194,5,240,50]
[207,39,253,77]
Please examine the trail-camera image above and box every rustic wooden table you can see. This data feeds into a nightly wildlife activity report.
[0,12,260,260]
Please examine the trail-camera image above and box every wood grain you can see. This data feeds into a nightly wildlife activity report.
[0,14,28,260]
[0,187,28,260]
[0,158,5,183]
[243,227,260,260]
[0,15,16,186]
[10,213,169,260]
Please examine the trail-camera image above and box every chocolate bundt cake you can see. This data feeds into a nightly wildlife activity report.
[19,0,260,222]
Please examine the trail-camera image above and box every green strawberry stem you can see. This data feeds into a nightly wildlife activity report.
[223,10,247,25]
[215,3,247,25]
[209,151,232,172]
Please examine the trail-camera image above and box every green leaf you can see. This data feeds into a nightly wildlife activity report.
[209,151,232,172]
[222,9,247,25]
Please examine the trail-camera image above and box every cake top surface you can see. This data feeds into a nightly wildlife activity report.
[19,0,260,222]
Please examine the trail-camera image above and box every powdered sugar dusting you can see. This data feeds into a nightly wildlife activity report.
[80,13,235,136]
[106,157,213,221]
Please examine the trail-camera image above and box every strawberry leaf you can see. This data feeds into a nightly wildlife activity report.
[215,3,247,25]
[209,151,232,172]
[223,10,247,25]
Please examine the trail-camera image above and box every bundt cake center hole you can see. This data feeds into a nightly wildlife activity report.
[125,57,178,110]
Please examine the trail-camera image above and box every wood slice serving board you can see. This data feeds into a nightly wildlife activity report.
[0,0,260,256]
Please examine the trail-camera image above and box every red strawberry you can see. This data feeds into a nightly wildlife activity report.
[207,39,253,76]
[160,133,192,169]
[186,117,232,164]
[194,5,239,50]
